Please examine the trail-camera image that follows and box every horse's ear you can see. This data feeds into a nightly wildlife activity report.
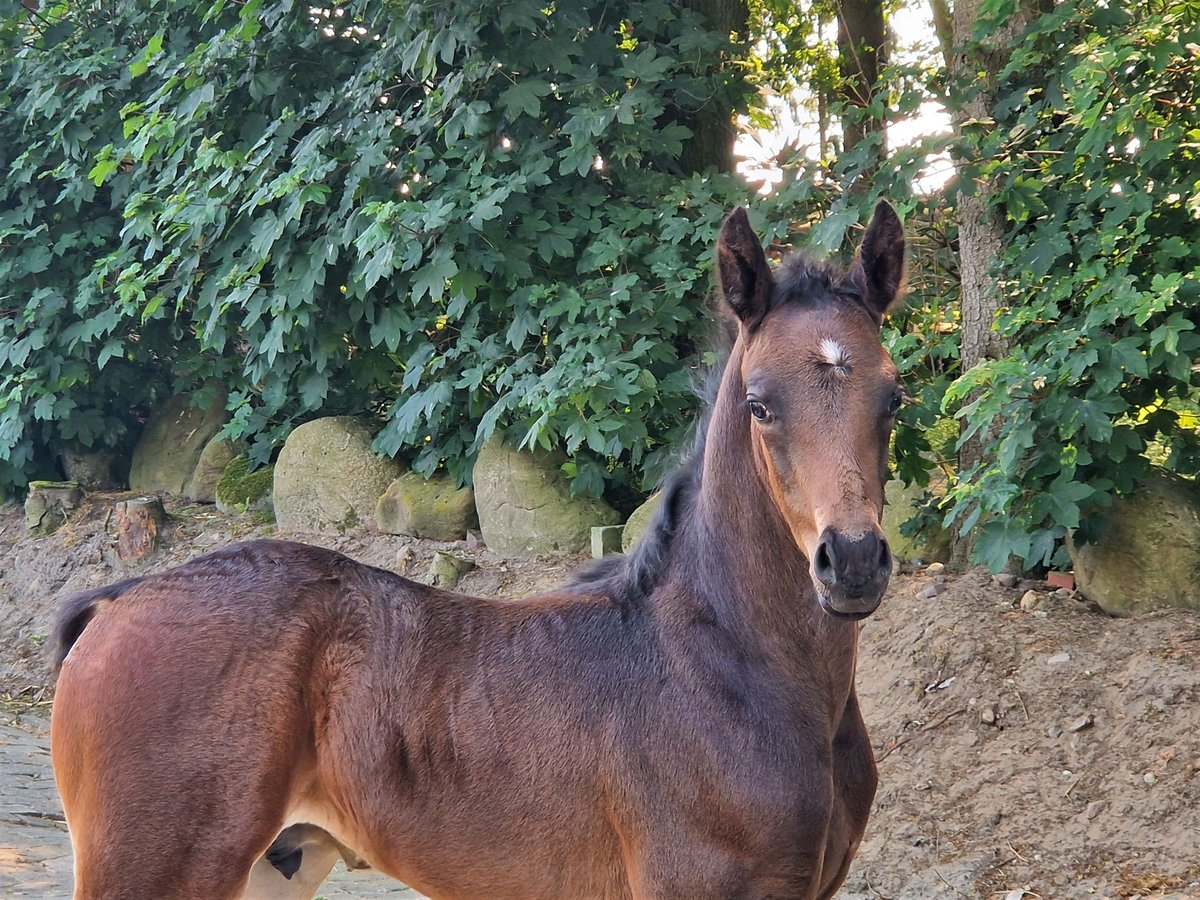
[843,200,905,325]
[717,208,774,330]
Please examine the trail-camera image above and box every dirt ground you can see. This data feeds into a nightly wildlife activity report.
[1,495,1197,899]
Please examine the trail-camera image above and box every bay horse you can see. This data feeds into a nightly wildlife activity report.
[50,201,906,899]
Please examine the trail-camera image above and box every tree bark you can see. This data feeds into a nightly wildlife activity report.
[945,0,1038,566]
[836,0,887,168]
[677,0,749,174]
[116,496,167,562]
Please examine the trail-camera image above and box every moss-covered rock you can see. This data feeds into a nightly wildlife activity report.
[622,493,663,553]
[272,417,400,533]
[188,436,245,503]
[377,472,477,541]
[215,456,274,516]
[1069,469,1200,617]
[472,435,620,557]
[129,387,227,495]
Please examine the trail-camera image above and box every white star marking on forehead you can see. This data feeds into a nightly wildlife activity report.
[820,338,848,370]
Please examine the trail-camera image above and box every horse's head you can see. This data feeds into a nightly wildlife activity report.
[716,201,906,620]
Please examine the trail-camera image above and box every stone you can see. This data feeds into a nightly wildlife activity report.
[472,435,620,557]
[376,472,477,541]
[1068,469,1200,616]
[24,481,83,535]
[925,562,945,575]
[1020,590,1041,611]
[60,448,122,491]
[273,417,401,533]
[592,525,624,558]
[994,572,1019,589]
[1047,652,1071,665]
[187,436,244,503]
[215,457,275,517]
[622,493,662,552]
[129,386,227,495]
[1067,714,1094,733]
[426,551,475,589]
[980,705,997,726]
[1086,800,1107,820]
[881,473,951,563]
[917,582,946,600]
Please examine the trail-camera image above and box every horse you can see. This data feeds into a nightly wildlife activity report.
[49,200,906,899]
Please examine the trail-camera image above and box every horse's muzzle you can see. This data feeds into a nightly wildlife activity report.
[812,527,891,618]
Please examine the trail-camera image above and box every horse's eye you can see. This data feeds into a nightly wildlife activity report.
[748,400,773,423]
[887,391,908,417]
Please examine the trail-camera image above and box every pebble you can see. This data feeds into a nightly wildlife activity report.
[987,810,1003,826]
[1048,725,1063,739]
[1053,588,1074,600]
[1086,800,1107,820]
[925,562,945,575]
[910,558,925,568]
[1143,772,1157,785]
[980,706,997,726]
[1047,652,1071,665]
[918,582,946,600]
[1067,714,1094,733]
[1019,590,1041,611]
[993,572,1019,589]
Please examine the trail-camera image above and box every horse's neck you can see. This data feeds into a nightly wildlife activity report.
[668,353,860,705]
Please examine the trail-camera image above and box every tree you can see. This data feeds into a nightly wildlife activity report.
[836,0,887,170]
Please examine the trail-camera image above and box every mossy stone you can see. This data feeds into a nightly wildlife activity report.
[129,387,227,495]
[472,435,620,557]
[216,457,274,516]
[622,493,663,553]
[188,436,245,503]
[377,472,478,541]
[272,417,401,533]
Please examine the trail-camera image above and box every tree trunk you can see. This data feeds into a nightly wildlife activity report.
[945,0,1038,567]
[116,496,167,562]
[677,0,749,174]
[837,0,887,168]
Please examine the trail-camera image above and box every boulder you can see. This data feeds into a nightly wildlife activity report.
[377,472,477,541]
[216,456,274,517]
[882,473,951,564]
[1068,469,1200,617]
[129,389,227,495]
[472,436,620,557]
[622,493,663,552]
[60,448,122,491]
[272,417,400,533]
[187,436,245,503]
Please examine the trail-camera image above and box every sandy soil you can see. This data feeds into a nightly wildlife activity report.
[1,495,1197,899]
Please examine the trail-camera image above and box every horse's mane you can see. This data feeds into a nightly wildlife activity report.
[571,251,853,602]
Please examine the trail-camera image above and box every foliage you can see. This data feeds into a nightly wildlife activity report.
[0,0,765,498]
[941,0,1200,571]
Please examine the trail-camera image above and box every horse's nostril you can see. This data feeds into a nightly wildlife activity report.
[815,540,836,584]
[877,538,892,573]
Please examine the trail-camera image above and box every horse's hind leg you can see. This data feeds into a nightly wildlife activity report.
[51,637,304,898]
[54,709,292,899]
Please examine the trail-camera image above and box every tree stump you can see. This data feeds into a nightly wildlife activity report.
[24,481,83,535]
[116,497,167,562]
